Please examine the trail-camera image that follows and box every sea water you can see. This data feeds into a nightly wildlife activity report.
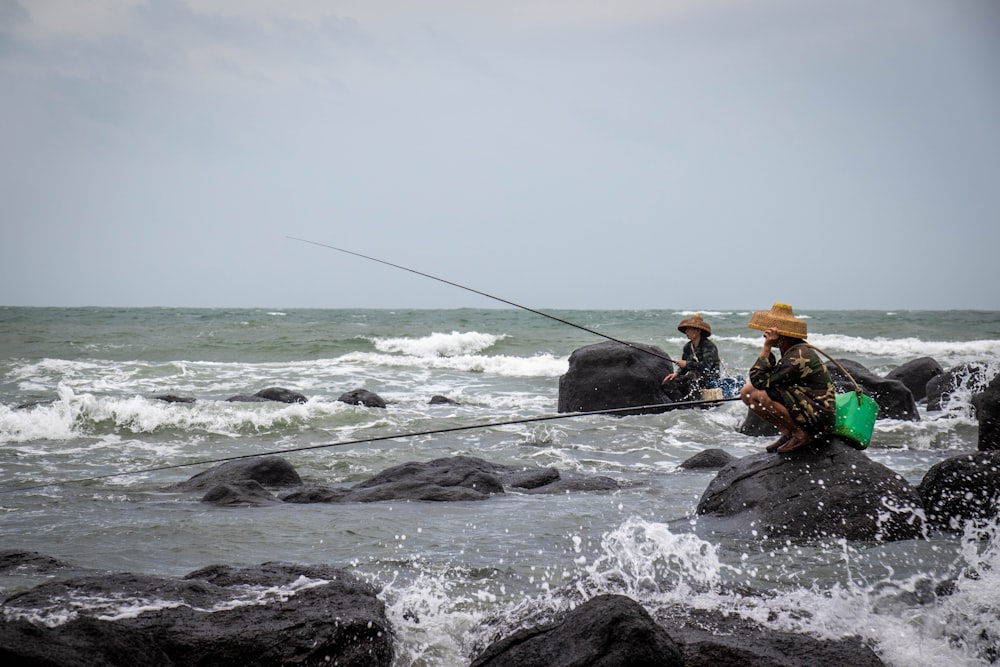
[2,307,1000,665]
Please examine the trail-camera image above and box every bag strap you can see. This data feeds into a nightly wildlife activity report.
[805,343,864,404]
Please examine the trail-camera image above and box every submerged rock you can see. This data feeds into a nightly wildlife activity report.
[696,439,925,541]
[254,387,308,404]
[338,388,388,408]
[0,560,394,667]
[679,448,737,470]
[170,456,302,493]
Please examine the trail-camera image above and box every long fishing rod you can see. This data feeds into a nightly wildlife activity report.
[286,236,675,364]
[0,396,740,495]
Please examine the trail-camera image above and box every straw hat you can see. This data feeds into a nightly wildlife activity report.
[677,313,712,336]
[747,302,808,339]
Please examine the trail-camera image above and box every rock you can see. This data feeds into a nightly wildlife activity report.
[338,388,388,408]
[0,561,394,667]
[429,395,460,405]
[279,485,353,503]
[254,387,308,404]
[926,363,992,412]
[151,394,196,403]
[0,550,74,575]
[201,480,282,507]
[738,408,781,437]
[696,439,925,541]
[470,593,683,667]
[917,450,1000,531]
[347,455,504,502]
[500,467,561,489]
[885,357,943,402]
[170,456,302,493]
[972,373,1000,451]
[661,606,885,667]
[277,457,618,504]
[828,358,919,421]
[557,341,674,415]
[225,394,271,402]
[679,448,736,470]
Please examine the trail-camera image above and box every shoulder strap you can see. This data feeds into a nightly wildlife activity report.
[806,343,862,396]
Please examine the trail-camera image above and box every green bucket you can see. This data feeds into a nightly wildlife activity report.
[834,391,878,449]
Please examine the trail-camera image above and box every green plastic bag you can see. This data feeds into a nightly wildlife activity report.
[834,391,878,449]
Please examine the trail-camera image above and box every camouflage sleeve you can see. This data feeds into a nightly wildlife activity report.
[748,352,777,388]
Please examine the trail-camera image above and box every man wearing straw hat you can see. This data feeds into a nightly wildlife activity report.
[741,303,836,453]
[661,313,721,403]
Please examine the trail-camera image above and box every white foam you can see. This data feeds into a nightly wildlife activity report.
[371,331,504,358]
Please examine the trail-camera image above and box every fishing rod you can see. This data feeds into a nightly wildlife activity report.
[0,396,741,495]
[286,236,675,364]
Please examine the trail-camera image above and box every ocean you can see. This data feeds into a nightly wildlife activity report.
[2,306,1000,665]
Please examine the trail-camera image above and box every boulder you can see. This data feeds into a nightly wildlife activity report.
[429,395,461,405]
[225,394,271,402]
[201,480,282,507]
[917,450,1000,531]
[170,456,302,493]
[254,386,308,404]
[0,561,394,667]
[679,448,737,470]
[828,358,919,421]
[738,408,780,437]
[661,606,885,667]
[470,593,683,667]
[696,439,925,541]
[926,363,992,412]
[557,341,674,415]
[972,373,1000,450]
[885,357,943,402]
[347,455,504,502]
[338,388,388,408]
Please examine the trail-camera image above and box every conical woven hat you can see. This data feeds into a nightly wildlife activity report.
[747,302,807,339]
[677,314,711,336]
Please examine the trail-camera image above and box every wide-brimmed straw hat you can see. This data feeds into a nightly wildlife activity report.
[677,313,712,336]
[747,302,808,339]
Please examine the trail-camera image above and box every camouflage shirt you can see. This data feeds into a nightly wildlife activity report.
[749,343,836,435]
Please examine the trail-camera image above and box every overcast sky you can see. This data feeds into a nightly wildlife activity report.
[2,0,998,310]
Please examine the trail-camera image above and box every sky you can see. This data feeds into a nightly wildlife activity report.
[2,0,999,310]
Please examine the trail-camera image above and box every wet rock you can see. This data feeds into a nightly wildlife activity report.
[926,363,992,412]
[661,606,885,667]
[470,593,683,667]
[885,356,943,403]
[170,455,302,493]
[151,394,196,403]
[828,358,919,421]
[557,341,674,415]
[254,386,308,404]
[696,439,925,541]
[347,455,504,502]
[279,485,353,503]
[972,373,1000,451]
[338,388,388,408]
[429,394,461,405]
[679,448,736,470]
[0,550,74,575]
[500,467,560,490]
[738,408,781,437]
[0,561,394,667]
[201,480,282,507]
[513,471,620,495]
[917,450,1000,530]
[225,394,271,402]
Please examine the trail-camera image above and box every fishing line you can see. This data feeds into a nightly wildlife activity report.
[0,397,740,495]
[286,236,675,364]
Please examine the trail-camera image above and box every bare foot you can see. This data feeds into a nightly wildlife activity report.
[766,433,791,453]
[776,433,814,453]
